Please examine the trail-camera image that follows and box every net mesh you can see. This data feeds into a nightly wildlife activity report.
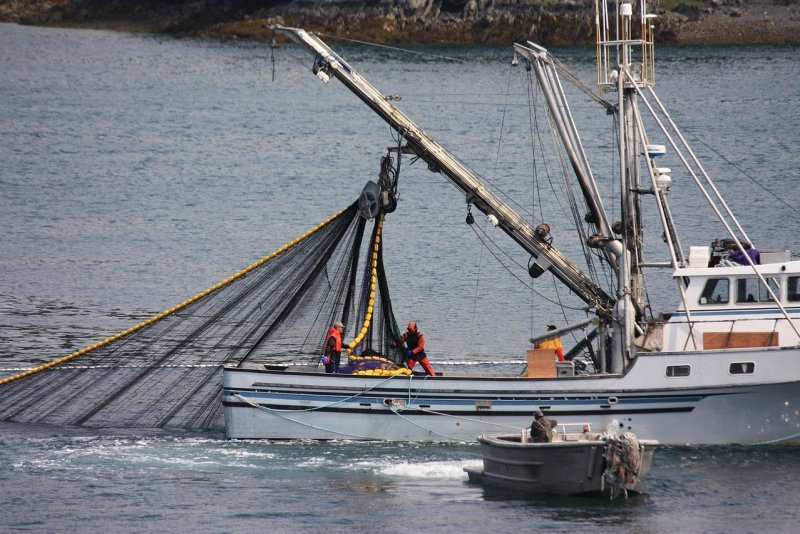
[0,200,405,430]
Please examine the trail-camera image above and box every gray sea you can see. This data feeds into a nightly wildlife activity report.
[1,22,800,533]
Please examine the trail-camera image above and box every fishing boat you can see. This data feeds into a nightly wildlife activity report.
[2,2,797,442]
[464,423,657,497]
[222,0,800,445]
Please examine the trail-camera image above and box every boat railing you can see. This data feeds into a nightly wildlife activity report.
[520,422,594,443]
[555,422,595,441]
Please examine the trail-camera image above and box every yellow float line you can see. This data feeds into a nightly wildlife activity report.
[346,212,384,354]
[0,206,352,386]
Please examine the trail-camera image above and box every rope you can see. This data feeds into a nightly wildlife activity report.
[685,131,800,217]
[315,32,465,63]
[467,223,587,311]
[414,406,523,432]
[238,359,531,367]
[387,406,466,442]
[346,212,384,353]
[1,364,222,372]
[233,370,527,442]
[236,373,398,414]
[234,394,376,440]
[0,206,352,386]
[753,430,800,445]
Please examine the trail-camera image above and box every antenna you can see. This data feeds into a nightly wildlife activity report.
[596,0,656,88]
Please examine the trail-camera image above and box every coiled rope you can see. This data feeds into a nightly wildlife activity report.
[346,211,384,355]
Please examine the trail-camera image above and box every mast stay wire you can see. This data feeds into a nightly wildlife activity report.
[468,61,517,354]
[521,66,600,333]
[468,222,587,311]
[525,66,543,339]
[316,32,466,63]
[524,71,573,222]
[683,129,800,217]
[523,69,607,290]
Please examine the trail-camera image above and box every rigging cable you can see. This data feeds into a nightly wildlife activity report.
[315,32,466,63]
[524,69,605,290]
[526,66,542,339]
[524,70,572,220]
[468,222,586,311]
[684,130,800,217]
[468,61,518,352]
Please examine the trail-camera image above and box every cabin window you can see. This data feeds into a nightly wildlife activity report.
[699,278,729,304]
[729,362,755,375]
[735,277,779,303]
[789,277,800,302]
[666,365,691,377]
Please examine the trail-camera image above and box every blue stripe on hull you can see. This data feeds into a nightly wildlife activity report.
[222,400,695,417]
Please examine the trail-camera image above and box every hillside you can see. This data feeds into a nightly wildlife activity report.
[2,0,800,45]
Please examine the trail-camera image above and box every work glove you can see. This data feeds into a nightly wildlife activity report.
[405,349,413,359]
[320,356,330,365]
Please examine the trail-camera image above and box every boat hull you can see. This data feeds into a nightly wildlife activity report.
[223,347,800,444]
[464,434,657,496]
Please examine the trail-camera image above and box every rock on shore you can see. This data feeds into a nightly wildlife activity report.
[2,0,800,45]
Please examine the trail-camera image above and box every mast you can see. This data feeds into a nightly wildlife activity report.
[273,25,615,315]
[596,0,656,370]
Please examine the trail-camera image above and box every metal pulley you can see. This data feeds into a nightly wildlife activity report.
[535,223,551,240]
[360,150,402,219]
[358,181,381,219]
[465,204,475,225]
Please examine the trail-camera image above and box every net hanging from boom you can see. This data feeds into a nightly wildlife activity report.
[0,199,406,431]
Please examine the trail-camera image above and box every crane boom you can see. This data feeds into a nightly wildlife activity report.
[273,26,614,314]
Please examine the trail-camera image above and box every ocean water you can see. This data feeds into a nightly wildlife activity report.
[1,22,800,533]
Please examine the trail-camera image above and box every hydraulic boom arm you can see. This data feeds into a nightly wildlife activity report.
[273,26,614,314]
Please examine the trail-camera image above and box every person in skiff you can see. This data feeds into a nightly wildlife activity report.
[321,320,345,373]
[394,321,436,376]
[530,410,558,443]
[534,324,565,362]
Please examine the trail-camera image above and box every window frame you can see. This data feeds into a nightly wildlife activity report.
[735,277,780,304]
[699,277,730,305]
[666,365,691,378]
[729,362,756,375]
[788,276,800,302]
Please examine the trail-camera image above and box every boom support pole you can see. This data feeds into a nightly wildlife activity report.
[274,26,614,314]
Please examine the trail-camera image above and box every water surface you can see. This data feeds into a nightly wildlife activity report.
[1,23,799,533]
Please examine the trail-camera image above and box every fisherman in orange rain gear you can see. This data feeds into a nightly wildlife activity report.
[395,321,436,376]
[534,324,565,362]
[321,320,345,373]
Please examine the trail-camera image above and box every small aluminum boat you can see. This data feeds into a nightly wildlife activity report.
[465,423,657,498]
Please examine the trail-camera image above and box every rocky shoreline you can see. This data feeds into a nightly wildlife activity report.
[2,0,800,45]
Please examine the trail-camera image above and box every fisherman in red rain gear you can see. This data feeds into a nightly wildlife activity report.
[321,320,345,373]
[396,321,436,376]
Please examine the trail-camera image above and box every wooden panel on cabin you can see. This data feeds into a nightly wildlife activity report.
[703,332,780,349]
[527,349,557,378]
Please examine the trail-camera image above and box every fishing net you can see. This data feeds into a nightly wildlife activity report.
[0,199,406,430]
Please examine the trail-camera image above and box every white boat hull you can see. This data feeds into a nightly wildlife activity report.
[223,347,800,445]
